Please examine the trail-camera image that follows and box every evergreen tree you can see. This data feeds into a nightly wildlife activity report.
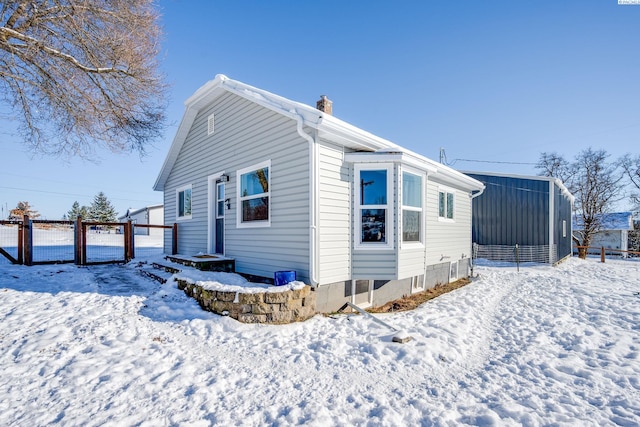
[67,201,89,220]
[88,192,117,222]
[9,201,40,220]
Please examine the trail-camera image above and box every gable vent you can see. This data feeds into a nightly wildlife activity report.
[207,113,215,135]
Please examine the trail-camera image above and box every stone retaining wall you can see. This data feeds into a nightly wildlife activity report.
[176,279,317,324]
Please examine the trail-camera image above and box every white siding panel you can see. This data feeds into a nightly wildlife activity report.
[317,142,351,284]
[425,177,473,279]
[397,248,426,278]
[164,92,310,281]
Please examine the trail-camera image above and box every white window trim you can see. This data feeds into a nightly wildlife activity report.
[400,167,425,248]
[236,160,271,229]
[207,172,225,254]
[411,274,426,294]
[351,279,373,308]
[438,185,456,222]
[176,184,192,221]
[354,163,394,250]
[450,260,459,281]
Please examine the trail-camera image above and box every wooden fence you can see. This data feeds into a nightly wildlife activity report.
[574,246,640,263]
[0,215,177,266]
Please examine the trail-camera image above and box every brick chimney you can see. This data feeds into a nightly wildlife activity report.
[316,95,332,115]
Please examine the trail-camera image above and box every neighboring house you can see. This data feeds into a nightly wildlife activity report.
[464,172,574,264]
[119,204,164,236]
[153,75,484,312]
[573,212,634,257]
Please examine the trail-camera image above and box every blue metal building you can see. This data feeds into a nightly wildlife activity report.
[464,172,574,264]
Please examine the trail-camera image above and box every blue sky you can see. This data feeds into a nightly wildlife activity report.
[2,0,639,219]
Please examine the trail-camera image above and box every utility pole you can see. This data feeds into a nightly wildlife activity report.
[439,147,445,164]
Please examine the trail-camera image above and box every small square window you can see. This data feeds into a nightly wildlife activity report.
[450,261,458,281]
[176,185,192,220]
[438,189,455,220]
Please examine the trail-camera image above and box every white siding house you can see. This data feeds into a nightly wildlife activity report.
[574,212,634,257]
[118,205,164,236]
[154,75,484,312]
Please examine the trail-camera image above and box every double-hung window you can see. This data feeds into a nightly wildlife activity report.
[438,188,455,220]
[355,164,393,248]
[402,171,423,243]
[176,184,192,220]
[237,160,270,228]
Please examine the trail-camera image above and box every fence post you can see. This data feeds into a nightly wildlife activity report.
[74,216,83,265]
[17,219,24,265]
[601,247,605,263]
[125,220,134,262]
[22,214,32,266]
[172,223,178,255]
[515,243,520,272]
[73,215,82,265]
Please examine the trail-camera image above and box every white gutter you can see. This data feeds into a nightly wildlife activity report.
[295,115,319,286]
[469,185,485,274]
[470,186,485,200]
[215,76,319,284]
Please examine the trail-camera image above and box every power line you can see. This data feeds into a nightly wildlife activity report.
[0,171,157,197]
[0,185,158,205]
[438,148,537,167]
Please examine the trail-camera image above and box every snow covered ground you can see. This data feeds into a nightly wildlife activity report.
[0,256,638,426]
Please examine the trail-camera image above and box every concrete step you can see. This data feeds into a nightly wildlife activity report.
[138,262,179,284]
[152,261,181,274]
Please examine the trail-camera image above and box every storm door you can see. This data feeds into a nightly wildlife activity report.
[215,181,225,254]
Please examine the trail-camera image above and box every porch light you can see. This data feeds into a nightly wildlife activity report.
[220,173,230,182]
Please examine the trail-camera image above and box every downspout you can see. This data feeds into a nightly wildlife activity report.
[295,115,319,286]
[548,180,555,264]
[469,187,485,276]
[220,76,319,284]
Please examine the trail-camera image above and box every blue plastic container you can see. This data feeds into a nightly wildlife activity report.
[274,271,296,286]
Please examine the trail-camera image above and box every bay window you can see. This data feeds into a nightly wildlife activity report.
[355,164,393,248]
[402,171,423,243]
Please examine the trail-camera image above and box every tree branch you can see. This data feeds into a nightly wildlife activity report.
[0,26,132,75]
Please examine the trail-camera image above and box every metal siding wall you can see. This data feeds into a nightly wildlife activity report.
[164,92,310,280]
[554,183,573,260]
[469,174,550,246]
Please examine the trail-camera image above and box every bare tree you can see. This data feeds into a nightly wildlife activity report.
[537,148,624,257]
[536,152,575,184]
[621,154,640,208]
[0,0,167,157]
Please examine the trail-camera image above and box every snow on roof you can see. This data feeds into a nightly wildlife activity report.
[118,204,163,219]
[573,212,634,230]
[154,75,483,192]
